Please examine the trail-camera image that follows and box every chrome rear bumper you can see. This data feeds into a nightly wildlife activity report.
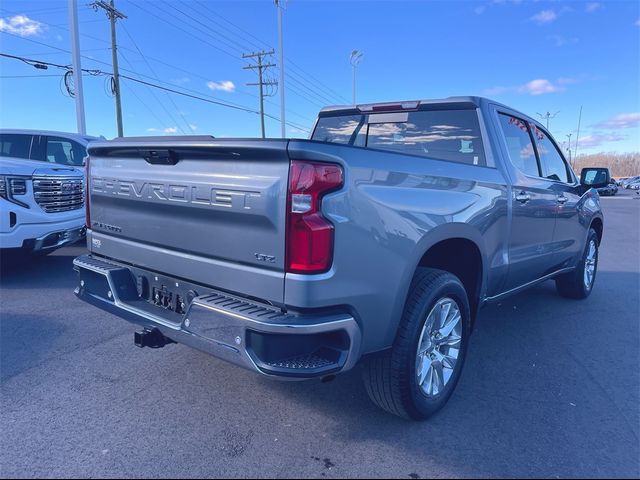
[73,254,361,379]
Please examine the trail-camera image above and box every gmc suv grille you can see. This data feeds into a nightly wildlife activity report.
[33,176,84,213]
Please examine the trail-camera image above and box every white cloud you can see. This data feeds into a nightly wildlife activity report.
[146,127,179,134]
[547,35,578,47]
[485,78,567,96]
[474,6,486,15]
[56,34,63,42]
[594,113,640,129]
[531,9,558,25]
[189,124,197,131]
[206,80,235,92]
[172,77,190,85]
[585,3,601,13]
[518,79,563,95]
[0,14,45,37]
[577,134,625,148]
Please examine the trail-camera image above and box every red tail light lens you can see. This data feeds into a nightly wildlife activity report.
[286,160,343,273]
[85,156,91,229]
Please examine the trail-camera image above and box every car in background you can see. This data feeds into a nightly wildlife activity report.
[597,182,618,196]
[0,129,101,167]
[621,176,640,188]
[1,155,85,255]
[626,179,640,190]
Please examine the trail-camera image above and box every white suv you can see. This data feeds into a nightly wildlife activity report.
[0,130,99,254]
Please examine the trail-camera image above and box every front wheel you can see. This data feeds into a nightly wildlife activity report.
[363,268,471,420]
[555,228,599,299]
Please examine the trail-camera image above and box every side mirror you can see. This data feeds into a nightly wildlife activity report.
[580,168,611,188]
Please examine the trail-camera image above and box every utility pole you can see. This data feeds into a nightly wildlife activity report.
[68,0,86,135]
[350,50,363,105]
[275,0,286,138]
[536,110,559,130]
[243,50,277,138]
[91,0,126,137]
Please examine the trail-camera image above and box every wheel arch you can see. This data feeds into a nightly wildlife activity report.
[386,224,487,344]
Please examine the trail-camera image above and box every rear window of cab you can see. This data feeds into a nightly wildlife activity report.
[312,109,486,166]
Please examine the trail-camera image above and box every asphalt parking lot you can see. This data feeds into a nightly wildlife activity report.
[1,190,639,479]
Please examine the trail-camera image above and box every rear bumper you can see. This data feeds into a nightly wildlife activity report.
[73,254,361,379]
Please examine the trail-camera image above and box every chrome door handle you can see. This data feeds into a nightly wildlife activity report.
[557,195,568,204]
[515,192,531,203]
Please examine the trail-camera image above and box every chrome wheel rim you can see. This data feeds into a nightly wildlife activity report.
[415,297,462,397]
[584,239,597,289]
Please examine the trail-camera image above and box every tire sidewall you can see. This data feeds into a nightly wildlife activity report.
[580,230,599,296]
[401,274,471,419]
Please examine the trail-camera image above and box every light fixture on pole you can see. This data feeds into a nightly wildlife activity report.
[350,50,363,105]
[566,133,573,166]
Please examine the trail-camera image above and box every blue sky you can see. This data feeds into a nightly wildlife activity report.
[1,0,639,155]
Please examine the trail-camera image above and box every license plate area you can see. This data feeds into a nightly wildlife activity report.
[131,268,203,316]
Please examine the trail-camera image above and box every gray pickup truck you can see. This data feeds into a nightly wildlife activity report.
[74,97,604,419]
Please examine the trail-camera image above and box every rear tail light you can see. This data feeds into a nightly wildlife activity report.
[286,160,343,274]
[85,156,91,229]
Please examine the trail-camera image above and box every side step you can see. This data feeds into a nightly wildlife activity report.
[134,329,176,349]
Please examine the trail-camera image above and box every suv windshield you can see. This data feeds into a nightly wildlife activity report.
[312,109,486,166]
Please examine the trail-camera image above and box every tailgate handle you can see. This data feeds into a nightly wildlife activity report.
[139,149,179,165]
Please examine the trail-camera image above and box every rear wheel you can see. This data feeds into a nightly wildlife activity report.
[555,228,599,299]
[363,268,471,420]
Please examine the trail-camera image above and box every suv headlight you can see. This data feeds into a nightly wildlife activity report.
[0,175,30,208]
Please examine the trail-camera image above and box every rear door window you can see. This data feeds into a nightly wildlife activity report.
[497,113,540,177]
[45,137,86,166]
[0,134,33,159]
[530,125,571,183]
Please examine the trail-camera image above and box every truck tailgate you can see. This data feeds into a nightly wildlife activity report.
[87,138,290,304]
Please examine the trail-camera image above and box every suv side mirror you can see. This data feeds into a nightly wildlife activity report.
[581,168,611,188]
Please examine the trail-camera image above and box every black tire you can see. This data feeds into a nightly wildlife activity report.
[555,228,599,299]
[363,268,471,420]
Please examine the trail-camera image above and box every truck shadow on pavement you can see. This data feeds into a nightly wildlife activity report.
[245,271,639,477]
[0,251,81,290]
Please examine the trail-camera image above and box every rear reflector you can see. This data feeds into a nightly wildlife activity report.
[286,160,343,274]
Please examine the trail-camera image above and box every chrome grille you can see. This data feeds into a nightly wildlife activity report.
[33,175,84,213]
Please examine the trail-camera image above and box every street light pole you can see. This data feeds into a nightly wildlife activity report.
[68,0,86,135]
[566,133,573,166]
[350,50,363,105]
[275,0,285,138]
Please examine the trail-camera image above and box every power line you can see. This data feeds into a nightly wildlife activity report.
[0,7,315,124]
[119,50,186,134]
[1,51,311,132]
[0,74,64,78]
[120,80,171,134]
[120,23,193,134]
[164,3,254,55]
[190,0,349,104]
[128,1,242,63]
